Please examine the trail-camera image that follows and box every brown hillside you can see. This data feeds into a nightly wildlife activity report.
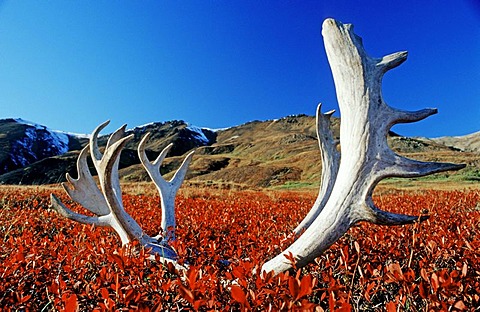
[433,131,480,153]
[124,114,477,189]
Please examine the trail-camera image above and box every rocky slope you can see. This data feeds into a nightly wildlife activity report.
[0,118,86,175]
[0,116,477,187]
[432,131,480,153]
[0,119,215,185]
[117,114,479,189]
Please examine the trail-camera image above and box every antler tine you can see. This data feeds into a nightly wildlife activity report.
[169,149,195,187]
[90,122,127,198]
[106,124,128,150]
[49,136,134,243]
[387,107,437,126]
[293,103,340,234]
[89,120,128,161]
[63,145,110,216]
[96,130,151,244]
[50,194,111,227]
[90,120,110,162]
[378,50,408,72]
[138,133,194,242]
[138,134,171,174]
[364,197,428,226]
[262,18,465,275]
[153,142,174,167]
[51,121,157,247]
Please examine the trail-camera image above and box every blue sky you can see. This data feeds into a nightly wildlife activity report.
[0,1,478,137]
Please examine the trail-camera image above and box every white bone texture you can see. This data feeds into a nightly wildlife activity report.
[261,18,465,275]
[293,103,339,235]
[50,121,191,265]
[138,134,194,242]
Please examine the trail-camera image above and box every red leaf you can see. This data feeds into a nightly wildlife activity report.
[297,274,314,299]
[109,254,125,270]
[387,262,403,281]
[418,282,427,299]
[186,267,199,291]
[420,268,429,282]
[232,267,244,279]
[178,285,194,304]
[106,297,115,309]
[59,277,66,289]
[283,251,297,267]
[386,301,396,312]
[338,302,352,312]
[65,294,78,312]
[194,299,205,310]
[365,282,376,302]
[49,281,59,295]
[231,284,246,304]
[124,289,135,302]
[288,276,300,299]
[100,287,109,300]
[328,291,335,311]
[21,294,32,303]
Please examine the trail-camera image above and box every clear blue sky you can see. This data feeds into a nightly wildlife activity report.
[0,1,478,137]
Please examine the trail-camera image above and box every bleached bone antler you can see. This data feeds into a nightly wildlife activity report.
[50,121,180,262]
[262,18,465,275]
[138,134,195,243]
[292,103,340,235]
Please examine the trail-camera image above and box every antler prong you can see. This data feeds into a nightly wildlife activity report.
[50,194,111,226]
[51,121,194,268]
[90,120,110,162]
[293,103,340,235]
[51,123,157,247]
[262,18,465,275]
[138,133,194,242]
[378,51,408,71]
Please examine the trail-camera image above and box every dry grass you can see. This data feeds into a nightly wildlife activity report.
[7,170,476,204]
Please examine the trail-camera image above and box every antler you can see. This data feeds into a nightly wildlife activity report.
[50,121,179,262]
[262,18,465,275]
[292,103,340,235]
[138,133,195,243]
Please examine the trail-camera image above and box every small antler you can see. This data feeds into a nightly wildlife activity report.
[50,121,180,263]
[292,103,340,235]
[262,18,465,275]
[138,133,195,242]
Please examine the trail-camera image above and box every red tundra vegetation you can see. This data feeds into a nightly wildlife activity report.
[0,186,479,311]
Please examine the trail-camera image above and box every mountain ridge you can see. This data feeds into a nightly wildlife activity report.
[0,116,478,188]
[432,131,480,153]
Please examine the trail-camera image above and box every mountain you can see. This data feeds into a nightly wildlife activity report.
[0,116,477,187]
[432,131,480,153]
[0,118,86,175]
[0,119,215,185]
[185,115,478,188]
[115,114,479,188]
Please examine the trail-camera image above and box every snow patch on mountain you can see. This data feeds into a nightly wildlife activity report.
[5,118,72,169]
[14,118,70,153]
[14,118,88,139]
[10,128,37,166]
[186,125,210,145]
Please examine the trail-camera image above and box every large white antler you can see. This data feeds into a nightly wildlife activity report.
[138,133,195,243]
[50,121,179,262]
[262,18,465,275]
